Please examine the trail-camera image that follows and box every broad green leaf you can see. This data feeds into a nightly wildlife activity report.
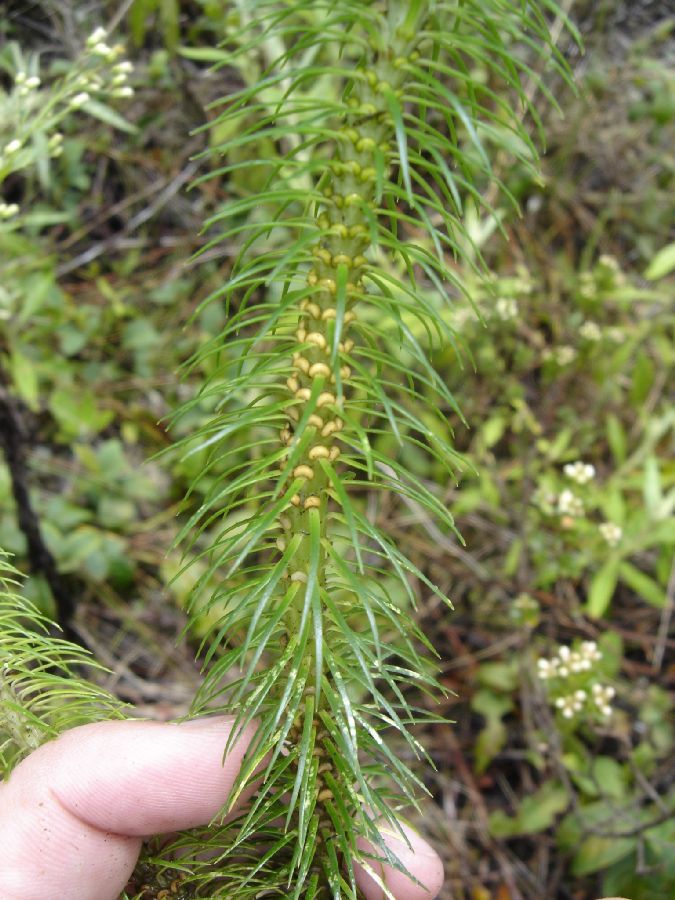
[644,241,675,280]
[586,558,619,618]
[619,561,666,609]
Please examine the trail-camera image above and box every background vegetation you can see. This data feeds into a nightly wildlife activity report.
[1,1,673,898]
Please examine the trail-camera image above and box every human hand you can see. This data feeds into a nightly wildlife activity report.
[0,716,444,900]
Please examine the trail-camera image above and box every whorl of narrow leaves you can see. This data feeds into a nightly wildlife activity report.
[0,553,124,777]
[165,1,573,896]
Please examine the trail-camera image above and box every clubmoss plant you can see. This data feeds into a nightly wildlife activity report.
[0,2,575,897]
[147,1,575,896]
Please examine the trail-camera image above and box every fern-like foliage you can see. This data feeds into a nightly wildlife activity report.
[0,552,125,777]
[149,1,574,896]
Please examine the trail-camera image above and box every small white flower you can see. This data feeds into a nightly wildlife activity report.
[114,61,134,74]
[599,254,620,272]
[112,85,134,98]
[25,75,41,89]
[0,202,20,219]
[4,139,22,155]
[579,273,596,300]
[569,651,585,673]
[495,297,518,321]
[558,646,571,661]
[15,71,26,84]
[70,92,90,108]
[599,522,622,547]
[47,132,64,157]
[580,640,602,663]
[591,683,615,716]
[92,41,112,57]
[563,461,596,485]
[555,345,576,365]
[558,666,569,678]
[579,320,602,341]
[537,657,558,680]
[556,693,583,718]
[558,489,584,517]
[86,27,108,46]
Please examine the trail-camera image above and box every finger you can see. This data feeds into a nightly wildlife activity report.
[355,821,444,900]
[0,716,255,900]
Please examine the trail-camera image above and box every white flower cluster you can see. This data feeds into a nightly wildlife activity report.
[537,641,615,720]
[555,690,587,719]
[543,345,577,365]
[1,29,134,176]
[564,460,595,485]
[599,521,622,547]
[579,320,602,341]
[0,202,20,219]
[69,29,134,108]
[557,488,584,518]
[495,296,518,321]
[537,641,602,680]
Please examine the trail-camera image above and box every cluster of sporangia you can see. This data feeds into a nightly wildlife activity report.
[277,51,415,557]
[270,43,420,871]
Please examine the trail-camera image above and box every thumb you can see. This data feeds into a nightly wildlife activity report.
[0,716,254,900]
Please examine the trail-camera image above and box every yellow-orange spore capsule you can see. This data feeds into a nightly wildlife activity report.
[321,421,338,437]
[318,278,337,296]
[308,445,330,460]
[293,464,314,480]
[356,136,376,152]
[290,494,301,507]
[293,354,310,373]
[306,332,327,350]
[332,254,352,268]
[286,376,299,393]
[340,365,351,379]
[296,328,307,342]
[329,447,341,461]
[313,247,332,265]
[321,308,336,321]
[304,496,321,509]
[317,392,336,408]
[344,311,356,324]
[309,362,331,378]
[295,387,312,401]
